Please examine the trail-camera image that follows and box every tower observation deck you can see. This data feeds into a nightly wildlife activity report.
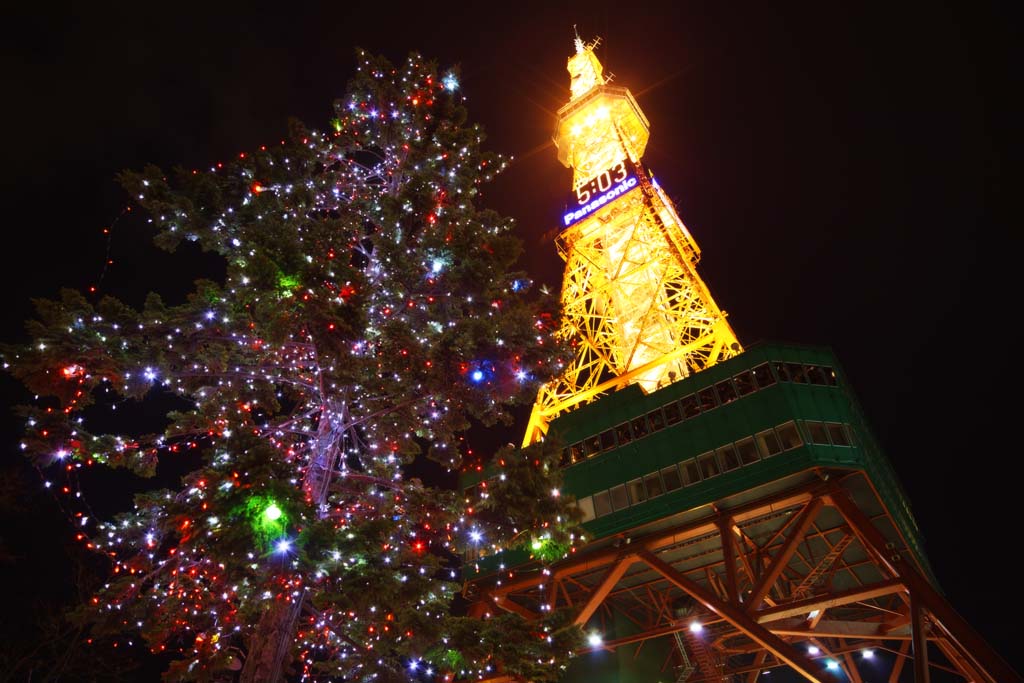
[461,38,1021,683]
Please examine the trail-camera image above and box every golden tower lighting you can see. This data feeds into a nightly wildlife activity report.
[524,37,741,445]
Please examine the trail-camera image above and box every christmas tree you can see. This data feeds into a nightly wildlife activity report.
[3,51,584,682]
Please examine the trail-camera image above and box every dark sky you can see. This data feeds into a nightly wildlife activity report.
[3,0,1018,675]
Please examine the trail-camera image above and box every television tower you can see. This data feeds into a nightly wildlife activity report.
[524,36,741,445]
[466,37,1022,683]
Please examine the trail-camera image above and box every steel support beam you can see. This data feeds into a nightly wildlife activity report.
[827,491,1021,683]
[756,580,904,624]
[491,593,538,621]
[489,481,822,596]
[717,516,739,604]
[910,593,930,683]
[748,498,825,610]
[574,553,638,626]
[888,641,909,683]
[637,549,841,683]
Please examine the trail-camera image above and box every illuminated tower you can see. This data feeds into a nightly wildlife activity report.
[524,37,741,445]
[464,39,1020,683]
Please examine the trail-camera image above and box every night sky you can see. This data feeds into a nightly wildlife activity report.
[3,1,1017,677]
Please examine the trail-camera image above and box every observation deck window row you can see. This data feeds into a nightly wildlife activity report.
[573,420,856,523]
[560,362,839,467]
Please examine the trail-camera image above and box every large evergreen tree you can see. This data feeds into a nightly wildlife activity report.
[3,51,583,682]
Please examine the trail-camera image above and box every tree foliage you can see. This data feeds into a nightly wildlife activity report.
[2,50,582,681]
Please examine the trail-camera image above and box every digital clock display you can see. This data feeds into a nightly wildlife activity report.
[562,161,640,229]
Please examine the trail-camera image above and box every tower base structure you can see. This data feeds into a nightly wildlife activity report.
[462,344,1019,682]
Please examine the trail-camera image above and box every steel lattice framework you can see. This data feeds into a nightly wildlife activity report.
[466,472,1019,683]
[524,38,740,445]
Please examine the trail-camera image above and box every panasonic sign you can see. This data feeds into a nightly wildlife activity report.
[562,174,639,229]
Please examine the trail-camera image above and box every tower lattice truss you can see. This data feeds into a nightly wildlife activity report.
[525,38,740,444]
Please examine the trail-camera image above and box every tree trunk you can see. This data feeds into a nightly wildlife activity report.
[240,598,303,683]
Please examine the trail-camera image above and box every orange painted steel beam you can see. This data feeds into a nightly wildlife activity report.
[754,580,903,623]
[466,601,487,619]
[842,653,864,683]
[574,553,638,626]
[827,491,1021,683]
[732,524,760,588]
[491,593,538,621]
[766,620,934,641]
[936,637,985,683]
[746,651,769,683]
[636,548,841,683]
[476,676,516,683]
[910,593,931,683]
[717,517,739,604]
[748,497,825,610]
[490,482,822,596]
[888,641,909,683]
[546,579,559,612]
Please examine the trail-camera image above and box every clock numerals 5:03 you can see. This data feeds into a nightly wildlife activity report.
[575,161,628,205]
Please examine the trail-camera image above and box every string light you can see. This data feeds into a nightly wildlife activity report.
[2,48,585,683]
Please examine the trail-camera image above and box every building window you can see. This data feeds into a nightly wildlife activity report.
[805,421,830,445]
[609,484,630,511]
[570,442,585,464]
[680,394,701,419]
[585,434,601,457]
[805,365,828,385]
[735,437,760,465]
[734,371,756,396]
[600,429,616,451]
[664,401,683,425]
[826,422,850,446]
[645,471,665,498]
[775,421,802,450]
[559,448,571,467]
[698,451,721,479]
[648,408,666,431]
[786,363,808,383]
[717,444,741,472]
[715,379,738,405]
[627,478,647,504]
[824,368,838,386]
[615,422,633,446]
[578,496,596,522]
[773,361,790,382]
[756,429,783,457]
[593,490,613,517]
[662,465,683,492]
[753,363,776,388]
[698,387,718,412]
[680,459,701,486]
[631,416,649,439]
